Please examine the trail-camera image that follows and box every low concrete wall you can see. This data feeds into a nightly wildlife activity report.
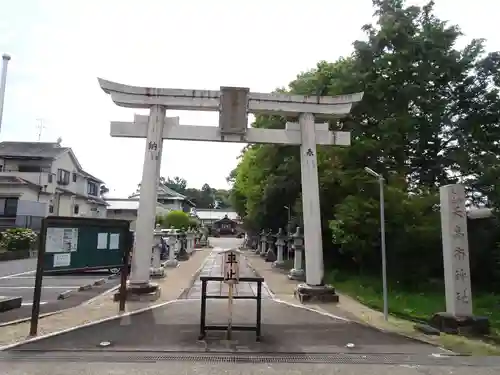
[0,250,31,262]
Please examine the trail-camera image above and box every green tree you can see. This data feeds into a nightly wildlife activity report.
[230,0,500,288]
[163,210,190,229]
[163,176,187,194]
[99,184,109,196]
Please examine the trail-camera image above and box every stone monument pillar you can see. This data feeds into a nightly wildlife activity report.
[431,184,489,334]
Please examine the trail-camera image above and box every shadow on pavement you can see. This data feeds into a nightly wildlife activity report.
[8,300,438,354]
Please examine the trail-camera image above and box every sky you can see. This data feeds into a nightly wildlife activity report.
[0,0,499,198]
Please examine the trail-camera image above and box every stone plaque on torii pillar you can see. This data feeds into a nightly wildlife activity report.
[98,78,363,301]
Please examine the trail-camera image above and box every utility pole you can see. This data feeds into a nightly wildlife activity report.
[0,54,11,135]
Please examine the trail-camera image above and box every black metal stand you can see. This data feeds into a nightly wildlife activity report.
[198,276,264,342]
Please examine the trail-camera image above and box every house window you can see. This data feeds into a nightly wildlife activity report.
[47,174,53,183]
[49,205,54,214]
[72,173,77,182]
[3,198,18,217]
[73,204,79,215]
[87,182,98,196]
[57,169,70,185]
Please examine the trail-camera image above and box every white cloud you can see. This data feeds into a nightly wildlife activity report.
[0,0,499,198]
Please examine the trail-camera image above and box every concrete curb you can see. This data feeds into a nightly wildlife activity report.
[56,290,73,300]
[0,297,22,313]
[56,275,117,300]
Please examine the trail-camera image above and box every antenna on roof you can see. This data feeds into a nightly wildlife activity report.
[56,137,62,146]
[36,118,46,141]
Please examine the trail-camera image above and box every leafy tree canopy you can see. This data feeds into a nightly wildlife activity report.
[228,0,500,289]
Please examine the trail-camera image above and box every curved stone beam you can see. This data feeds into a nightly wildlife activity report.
[97,78,220,109]
[97,78,364,116]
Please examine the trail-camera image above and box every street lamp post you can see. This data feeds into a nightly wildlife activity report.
[0,54,11,134]
[284,206,291,260]
[284,205,291,224]
[364,167,388,321]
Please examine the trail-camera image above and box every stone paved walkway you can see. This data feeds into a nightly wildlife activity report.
[183,250,272,299]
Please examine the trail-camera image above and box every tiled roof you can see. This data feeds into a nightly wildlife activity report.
[106,199,141,211]
[129,184,195,206]
[0,141,104,184]
[0,142,68,158]
[195,209,239,221]
[0,175,49,193]
[105,198,171,212]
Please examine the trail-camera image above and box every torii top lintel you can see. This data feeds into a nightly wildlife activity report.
[97,78,364,118]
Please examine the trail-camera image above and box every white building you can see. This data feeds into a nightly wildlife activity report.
[0,141,107,230]
[195,208,240,226]
[105,198,171,230]
[106,184,196,230]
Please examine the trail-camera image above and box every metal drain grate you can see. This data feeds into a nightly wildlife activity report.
[2,351,500,367]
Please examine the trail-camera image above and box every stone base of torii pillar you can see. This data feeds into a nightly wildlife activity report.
[113,282,161,302]
[294,284,339,304]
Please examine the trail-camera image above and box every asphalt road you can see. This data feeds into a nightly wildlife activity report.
[1,360,498,375]
[0,258,120,324]
[0,257,37,278]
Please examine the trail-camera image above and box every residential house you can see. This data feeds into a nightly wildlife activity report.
[0,141,107,230]
[106,184,195,229]
[105,198,172,231]
[128,184,195,212]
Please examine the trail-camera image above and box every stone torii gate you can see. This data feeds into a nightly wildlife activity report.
[98,78,363,301]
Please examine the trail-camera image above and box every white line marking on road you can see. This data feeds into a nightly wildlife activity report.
[0,270,35,280]
[21,302,48,306]
[6,276,83,279]
[0,286,77,289]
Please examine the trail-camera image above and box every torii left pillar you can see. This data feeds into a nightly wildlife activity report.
[98,78,362,302]
[126,106,166,299]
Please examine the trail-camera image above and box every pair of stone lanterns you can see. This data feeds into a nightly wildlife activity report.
[253,226,305,281]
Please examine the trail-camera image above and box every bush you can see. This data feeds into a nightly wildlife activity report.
[0,228,37,251]
[188,218,199,229]
[163,210,191,229]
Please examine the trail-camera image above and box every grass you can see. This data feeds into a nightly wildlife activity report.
[325,270,500,335]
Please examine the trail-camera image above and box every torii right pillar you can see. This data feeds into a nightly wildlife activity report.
[292,112,351,303]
